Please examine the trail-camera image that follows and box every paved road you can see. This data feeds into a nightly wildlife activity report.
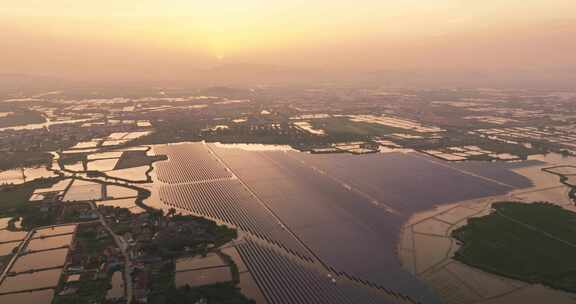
[0,230,34,286]
[92,202,133,303]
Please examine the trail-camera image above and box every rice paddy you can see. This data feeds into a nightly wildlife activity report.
[0,166,56,185]
[26,234,73,251]
[0,269,62,293]
[63,180,103,202]
[0,230,28,243]
[106,166,148,182]
[0,224,76,303]
[0,242,19,256]
[0,289,54,303]
[11,248,68,272]
[33,225,77,238]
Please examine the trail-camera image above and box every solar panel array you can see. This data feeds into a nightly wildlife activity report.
[154,144,233,184]
[237,239,401,304]
[154,143,416,304]
[160,180,313,261]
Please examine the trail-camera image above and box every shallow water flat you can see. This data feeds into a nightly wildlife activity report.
[0,167,56,185]
[0,288,54,303]
[106,166,148,182]
[0,230,28,243]
[106,185,138,199]
[87,151,123,160]
[26,234,73,251]
[63,183,102,201]
[0,241,19,256]
[87,158,119,171]
[34,225,76,238]
[98,198,136,209]
[11,248,68,272]
[0,269,62,293]
[0,217,11,229]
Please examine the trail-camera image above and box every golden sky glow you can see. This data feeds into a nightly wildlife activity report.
[1,0,575,82]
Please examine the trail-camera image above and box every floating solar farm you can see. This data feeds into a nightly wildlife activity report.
[152,142,535,304]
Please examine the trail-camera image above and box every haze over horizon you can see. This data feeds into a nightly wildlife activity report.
[2,1,576,87]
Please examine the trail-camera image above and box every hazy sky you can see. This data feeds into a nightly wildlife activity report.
[1,1,576,83]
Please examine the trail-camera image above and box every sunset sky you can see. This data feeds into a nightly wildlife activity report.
[1,1,575,83]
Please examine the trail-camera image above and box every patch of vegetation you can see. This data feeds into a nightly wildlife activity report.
[75,224,114,255]
[58,153,87,170]
[0,177,62,226]
[163,282,255,304]
[452,201,576,293]
[0,107,45,128]
[311,117,419,140]
[52,278,110,304]
[53,223,117,304]
[0,151,53,170]
[110,221,132,235]
[149,261,176,295]
[543,167,576,198]
[155,215,237,257]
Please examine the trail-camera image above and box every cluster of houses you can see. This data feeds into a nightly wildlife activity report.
[57,223,124,301]
[98,206,226,303]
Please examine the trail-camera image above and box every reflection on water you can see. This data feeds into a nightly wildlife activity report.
[106,166,149,182]
[34,225,77,238]
[379,146,414,154]
[98,198,136,209]
[106,185,138,199]
[26,234,72,251]
[0,289,54,303]
[0,268,62,293]
[528,152,576,165]
[205,143,539,303]
[0,217,11,229]
[11,248,68,272]
[0,230,28,242]
[0,118,92,132]
[213,142,295,152]
[0,166,56,185]
[0,241,19,256]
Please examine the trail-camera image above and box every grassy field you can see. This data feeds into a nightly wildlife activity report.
[0,151,53,170]
[0,177,62,217]
[162,282,255,304]
[0,108,45,128]
[452,201,576,292]
[52,279,110,304]
[311,117,419,140]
